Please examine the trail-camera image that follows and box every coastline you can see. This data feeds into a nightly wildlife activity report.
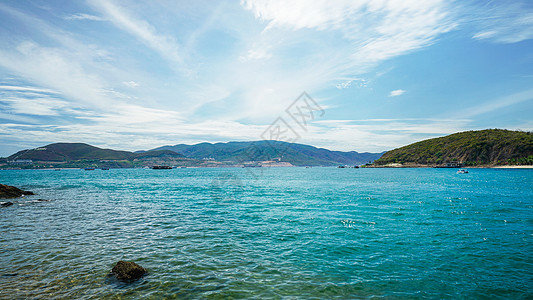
[490,165,533,169]
[368,163,533,169]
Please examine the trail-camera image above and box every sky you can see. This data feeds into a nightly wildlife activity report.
[0,0,532,156]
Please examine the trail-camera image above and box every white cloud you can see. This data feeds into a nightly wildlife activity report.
[239,47,272,61]
[241,0,363,31]
[470,2,533,43]
[122,81,139,88]
[0,115,265,154]
[3,97,68,116]
[88,0,183,66]
[305,118,472,152]
[389,89,406,97]
[0,85,60,94]
[0,113,37,123]
[64,13,105,21]
[240,0,456,83]
[0,41,111,109]
[336,80,352,90]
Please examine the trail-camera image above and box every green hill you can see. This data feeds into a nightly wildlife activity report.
[4,143,188,169]
[8,143,184,162]
[152,141,383,166]
[374,129,533,166]
[8,143,133,161]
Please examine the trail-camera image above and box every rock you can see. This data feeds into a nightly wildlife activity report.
[0,184,34,199]
[111,261,147,281]
[1,202,14,207]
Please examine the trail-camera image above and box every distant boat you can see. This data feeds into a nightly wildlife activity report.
[152,165,172,169]
[457,169,469,174]
[101,168,110,170]
[84,167,95,171]
[337,165,347,168]
[243,163,261,168]
[55,168,61,171]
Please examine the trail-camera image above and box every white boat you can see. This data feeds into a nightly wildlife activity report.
[457,169,468,174]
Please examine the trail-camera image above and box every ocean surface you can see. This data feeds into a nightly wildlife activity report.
[0,167,532,299]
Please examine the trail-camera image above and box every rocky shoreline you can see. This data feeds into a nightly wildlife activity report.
[0,184,34,199]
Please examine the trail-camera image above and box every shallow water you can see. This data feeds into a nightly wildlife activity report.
[1,168,532,299]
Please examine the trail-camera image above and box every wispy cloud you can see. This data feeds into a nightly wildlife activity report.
[88,0,183,67]
[0,84,86,119]
[2,97,68,116]
[389,89,406,97]
[454,88,533,119]
[302,118,473,152]
[0,41,111,109]
[122,81,139,88]
[64,13,105,21]
[242,0,456,66]
[469,1,533,43]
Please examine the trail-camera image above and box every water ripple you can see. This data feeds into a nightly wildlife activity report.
[0,168,531,299]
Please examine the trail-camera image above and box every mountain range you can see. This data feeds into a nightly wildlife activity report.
[150,141,383,166]
[3,129,530,169]
[1,141,383,168]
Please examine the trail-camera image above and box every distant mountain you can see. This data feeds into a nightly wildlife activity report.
[374,129,533,166]
[3,143,190,169]
[151,141,383,166]
[8,143,183,162]
[3,141,383,168]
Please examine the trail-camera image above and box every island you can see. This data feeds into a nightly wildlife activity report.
[371,129,533,168]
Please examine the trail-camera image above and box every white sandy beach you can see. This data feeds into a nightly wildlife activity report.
[491,165,533,169]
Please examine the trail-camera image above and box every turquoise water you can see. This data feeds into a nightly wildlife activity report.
[0,168,532,299]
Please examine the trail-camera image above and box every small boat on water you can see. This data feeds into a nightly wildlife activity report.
[457,169,469,174]
[101,168,109,170]
[84,167,95,171]
[152,165,172,169]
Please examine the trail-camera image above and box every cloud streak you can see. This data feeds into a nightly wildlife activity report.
[88,0,183,67]
[64,13,105,21]
[454,88,533,119]
[389,89,406,97]
[470,2,533,43]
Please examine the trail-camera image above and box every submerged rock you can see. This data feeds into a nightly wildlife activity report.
[0,184,34,199]
[111,261,147,281]
[1,202,14,207]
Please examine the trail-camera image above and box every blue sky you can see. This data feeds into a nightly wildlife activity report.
[0,0,532,156]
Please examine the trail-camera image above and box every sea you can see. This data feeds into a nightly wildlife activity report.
[0,167,532,299]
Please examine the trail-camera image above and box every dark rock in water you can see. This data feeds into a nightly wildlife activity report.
[111,261,147,281]
[0,184,34,199]
[1,202,14,207]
